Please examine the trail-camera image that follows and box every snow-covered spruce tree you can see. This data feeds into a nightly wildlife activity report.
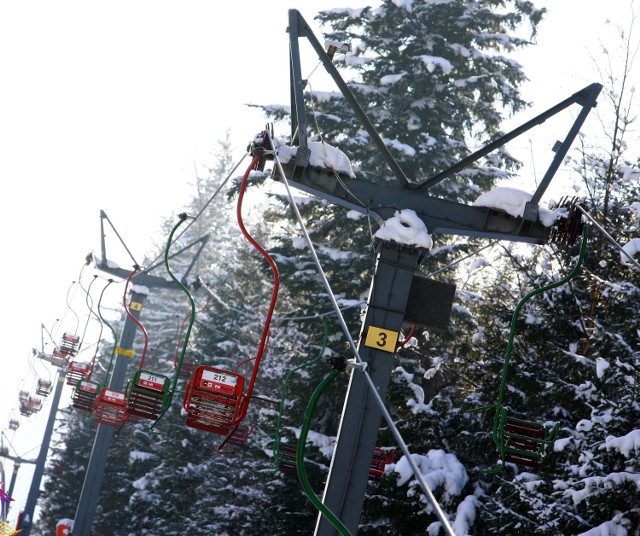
[34,406,95,534]
[446,13,640,535]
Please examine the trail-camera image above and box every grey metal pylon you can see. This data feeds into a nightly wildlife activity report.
[18,370,66,536]
[71,288,145,536]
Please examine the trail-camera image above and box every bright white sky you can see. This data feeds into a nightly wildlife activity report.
[0,0,634,527]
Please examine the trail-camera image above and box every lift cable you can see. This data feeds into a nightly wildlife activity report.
[425,241,498,278]
[576,205,640,271]
[271,151,456,535]
[98,279,119,390]
[84,275,104,378]
[142,156,247,274]
[200,276,363,323]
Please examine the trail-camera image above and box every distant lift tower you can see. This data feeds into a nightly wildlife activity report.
[0,448,36,522]
[16,369,66,536]
[71,211,208,536]
[281,10,602,535]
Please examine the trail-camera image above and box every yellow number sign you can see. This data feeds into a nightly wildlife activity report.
[364,326,399,353]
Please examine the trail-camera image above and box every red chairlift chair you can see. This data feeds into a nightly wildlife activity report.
[183,366,246,436]
[8,419,19,431]
[50,349,71,368]
[369,447,396,483]
[94,388,128,427]
[182,156,280,452]
[36,379,53,397]
[59,332,80,356]
[20,396,43,416]
[66,362,92,386]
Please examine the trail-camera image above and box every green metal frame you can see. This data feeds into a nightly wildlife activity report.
[472,226,588,472]
[126,369,172,420]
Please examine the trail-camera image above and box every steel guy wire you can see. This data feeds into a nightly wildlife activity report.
[576,205,640,271]
[142,155,248,273]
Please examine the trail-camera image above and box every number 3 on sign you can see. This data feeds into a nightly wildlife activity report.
[365,326,399,353]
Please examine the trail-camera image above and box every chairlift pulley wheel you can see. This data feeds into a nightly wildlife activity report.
[549,197,586,246]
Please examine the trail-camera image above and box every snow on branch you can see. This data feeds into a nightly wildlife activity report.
[601,429,640,458]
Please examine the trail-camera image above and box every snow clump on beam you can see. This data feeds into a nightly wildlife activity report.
[472,186,559,226]
[276,140,356,178]
[374,209,433,249]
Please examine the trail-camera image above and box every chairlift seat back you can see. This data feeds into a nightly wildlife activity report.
[66,361,92,385]
[60,332,80,356]
[183,366,245,435]
[72,380,100,412]
[50,349,71,368]
[94,388,128,427]
[126,370,171,420]
[501,418,548,469]
[36,379,53,396]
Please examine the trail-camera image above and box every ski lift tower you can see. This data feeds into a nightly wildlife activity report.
[68,211,209,536]
[277,10,602,535]
[0,447,36,521]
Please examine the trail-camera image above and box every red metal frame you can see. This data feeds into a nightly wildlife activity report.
[183,366,246,436]
[66,362,92,386]
[369,447,396,482]
[50,349,71,368]
[36,379,53,397]
[60,332,80,356]
[94,388,128,427]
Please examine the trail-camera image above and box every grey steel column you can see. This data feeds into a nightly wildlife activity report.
[19,369,66,536]
[72,290,146,536]
[315,242,424,535]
